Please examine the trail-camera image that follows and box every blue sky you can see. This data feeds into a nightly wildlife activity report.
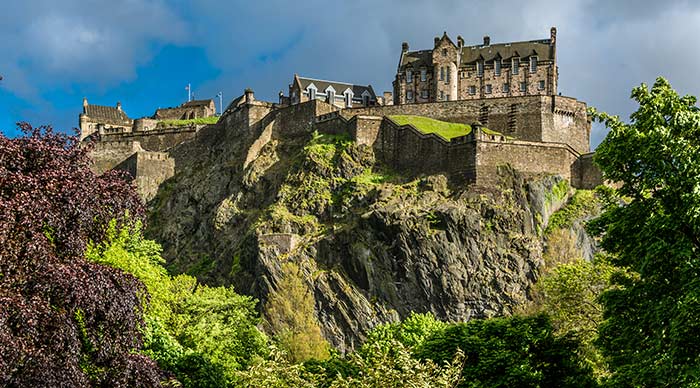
[2,0,700,147]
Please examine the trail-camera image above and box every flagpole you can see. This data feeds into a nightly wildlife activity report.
[187,83,191,102]
[217,92,223,116]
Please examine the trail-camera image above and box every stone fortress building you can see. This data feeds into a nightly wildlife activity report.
[82,27,602,201]
[394,28,557,104]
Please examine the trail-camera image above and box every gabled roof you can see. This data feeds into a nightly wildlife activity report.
[399,50,433,69]
[84,104,131,125]
[297,76,376,99]
[182,99,214,108]
[461,39,553,64]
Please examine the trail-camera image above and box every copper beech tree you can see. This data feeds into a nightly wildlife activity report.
[0,124,165,387]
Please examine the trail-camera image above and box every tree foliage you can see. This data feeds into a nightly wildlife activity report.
[0,124,162,386]
[264,262,330,363]
[417,314,598,388]
[86,221,269,387]
[590,77,700,386]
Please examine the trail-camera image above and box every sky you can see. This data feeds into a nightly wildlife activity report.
[1,0,699,147]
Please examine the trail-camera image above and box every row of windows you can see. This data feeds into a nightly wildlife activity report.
[405,56,539,82]
[468,80,545,95]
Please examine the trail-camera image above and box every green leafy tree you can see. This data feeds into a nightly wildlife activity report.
[361,312,447,354]
[87,221,268,387]
[264,262,330,363]
[590,77,700,386]
[417,314,598,388]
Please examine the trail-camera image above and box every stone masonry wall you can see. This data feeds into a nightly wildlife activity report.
[573,153,603,189]
[114,151,175,201]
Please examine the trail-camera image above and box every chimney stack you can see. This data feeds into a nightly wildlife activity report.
[116,101,122,111]
[402,41,409,52]
[483,35,490,46]
[434,36,440,47]
[550,26,557,45]
[457,35,464,48]
[82,97,88,113]
[244,88,255,103]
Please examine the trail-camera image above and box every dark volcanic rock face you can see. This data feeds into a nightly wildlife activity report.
[146,115,594,352]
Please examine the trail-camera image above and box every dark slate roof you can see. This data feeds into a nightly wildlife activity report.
[461,39,553,64]
[182,99,214,107]
[223,94,245,114]
[298,76,376,99]
[399,50,433,69]
[85,104,131,124]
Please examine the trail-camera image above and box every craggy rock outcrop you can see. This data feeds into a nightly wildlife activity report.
[146,116,598,352]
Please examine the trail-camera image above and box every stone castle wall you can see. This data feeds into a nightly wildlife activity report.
[114,151,175,201]
[573,153,603,189]
[338,95,590,154]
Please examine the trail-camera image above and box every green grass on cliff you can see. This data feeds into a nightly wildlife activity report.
[389,115,472,140]
[158,116,220,127]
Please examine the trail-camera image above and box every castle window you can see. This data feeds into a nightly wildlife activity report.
[502,83,509,93]
[421,90,429,99]
[469,85,476,95]
[538,80,545,90]
[530,56,538,73]
[446,67,450,84]
[477,61,484,77]
[494,60,501,76]
[520,82,527,92]
[421,68,427,81]
[440,91,444,100]
[407,90,413,101]
[512,58,520,74]
[406,69,413,83]
[442,48,447,57]
[485,84,492,94]
[440,67,445,81]
[446,93,451,101]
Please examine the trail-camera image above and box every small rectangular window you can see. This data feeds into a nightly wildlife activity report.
[494,60,501,76]
[502,84,509,93]
[406,70,413,83]
[446,94,451,101]
[442,48,447,56]
[446,68,450,84]
[530,56,538,73]
[440,91,444,100]
[421,69,427,81]
[538,80,545,90]
[407,90,413,100]
[440,67,445,81]
[520,82,527,92]
[469,85,476,95]
[485,84,492,94]
[421,90,428,99]
[477,61,484,76]
[512,58,520,75]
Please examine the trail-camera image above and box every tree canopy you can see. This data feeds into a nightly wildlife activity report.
[591,77,700,386]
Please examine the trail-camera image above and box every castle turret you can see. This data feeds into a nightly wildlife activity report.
[244,88,255,103]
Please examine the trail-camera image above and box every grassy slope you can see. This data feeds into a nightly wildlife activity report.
[389,115,471,140]
[158,116,220,127]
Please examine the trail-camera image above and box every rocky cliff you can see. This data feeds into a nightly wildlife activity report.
[146,117,599,352]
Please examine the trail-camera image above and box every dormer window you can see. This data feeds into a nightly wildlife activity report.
[494,60,501,76]
[327,90,335,103]
[477,61,484,77]
[530,56,538,73]
[308,85,317,100]
[344,90,353,108]
[512,58,520,75]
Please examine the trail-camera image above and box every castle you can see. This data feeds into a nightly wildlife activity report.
[82,28,602,201]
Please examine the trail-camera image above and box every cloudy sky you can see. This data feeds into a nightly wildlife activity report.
[1,0,699,147]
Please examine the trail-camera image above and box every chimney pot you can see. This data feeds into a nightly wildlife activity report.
[116,101,122,111]
[434,36,440,47]
[457,35,464,47]
[402,41,409,52]
[550,26,557,44]
[244,88,255,103]
[483,35,490,46]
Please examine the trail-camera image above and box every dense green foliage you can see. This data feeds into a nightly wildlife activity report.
[264,262,330,363]
[417,314,598,388]
[590,78,700,386]
[87,222,268,387]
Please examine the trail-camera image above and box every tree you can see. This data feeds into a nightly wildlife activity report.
[590,77,700,386]
[87,221,269,387]
[264,262,330,363]
[0,124,163,386]
[417,315,598,388]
